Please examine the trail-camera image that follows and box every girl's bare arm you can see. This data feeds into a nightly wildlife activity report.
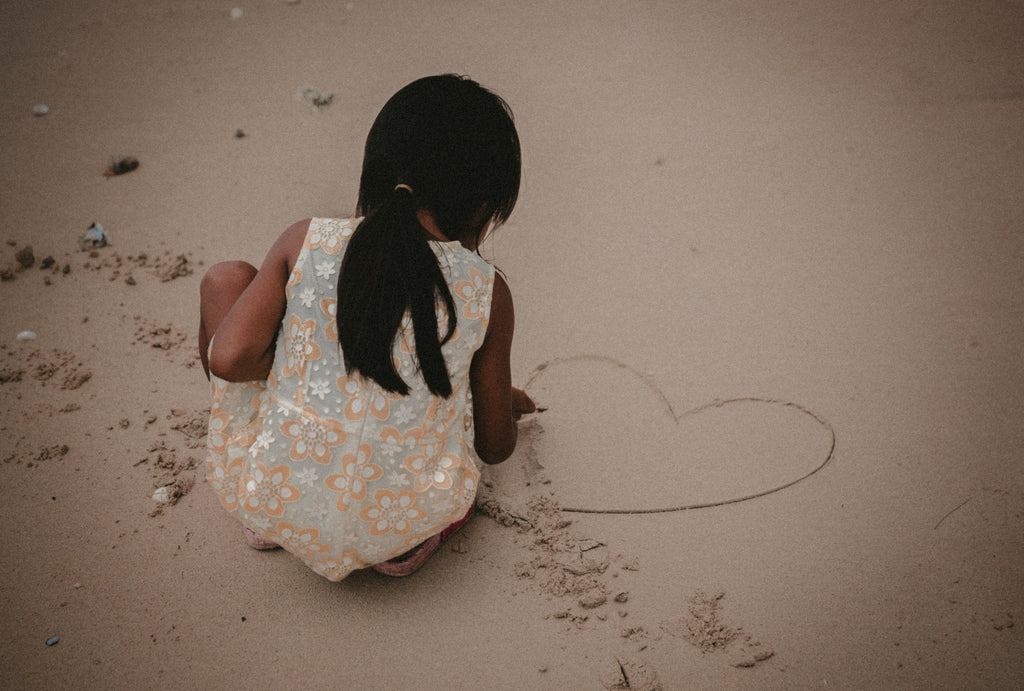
[469,273,532,464]
[208,219,309,382]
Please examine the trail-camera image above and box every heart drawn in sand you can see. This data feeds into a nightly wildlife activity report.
[518,355,835,514]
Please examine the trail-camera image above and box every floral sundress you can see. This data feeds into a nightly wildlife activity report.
[205,217,494,581]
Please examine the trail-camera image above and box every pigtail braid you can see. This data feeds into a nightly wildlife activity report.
[337,188,457,397]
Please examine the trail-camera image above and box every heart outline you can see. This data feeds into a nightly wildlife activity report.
[522,354,836,514]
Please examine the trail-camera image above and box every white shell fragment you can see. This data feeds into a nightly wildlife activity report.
[79,222,108,250]
[230,7,243,19]
[32,104,49,116]
[16,331,37,341]
[152,486,171,502]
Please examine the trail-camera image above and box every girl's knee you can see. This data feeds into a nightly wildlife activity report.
[201,261,258,296]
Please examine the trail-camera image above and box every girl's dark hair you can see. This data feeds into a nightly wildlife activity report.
[337,74,521,397]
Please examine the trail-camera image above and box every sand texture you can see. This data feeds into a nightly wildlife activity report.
[2,1,1022,688]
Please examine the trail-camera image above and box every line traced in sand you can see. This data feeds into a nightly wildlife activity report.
[523,354,837,515]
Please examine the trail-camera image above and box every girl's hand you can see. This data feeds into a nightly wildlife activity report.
[511,387,536,421]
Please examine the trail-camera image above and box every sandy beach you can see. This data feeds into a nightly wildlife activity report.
[2,1,1022,688]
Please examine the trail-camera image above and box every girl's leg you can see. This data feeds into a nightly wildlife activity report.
[198,260,258,379]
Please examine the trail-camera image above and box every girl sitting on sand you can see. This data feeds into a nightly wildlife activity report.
[198,74,534,580]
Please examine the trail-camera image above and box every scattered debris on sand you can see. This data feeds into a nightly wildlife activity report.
[104,156,139,177]
[299,87,335,111]
[0,347,92,390]
[660,590,774,668]
[136,409,208,517]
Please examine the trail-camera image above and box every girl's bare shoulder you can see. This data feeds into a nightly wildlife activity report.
[269,218,312,272]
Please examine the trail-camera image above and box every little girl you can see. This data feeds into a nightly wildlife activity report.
[198,74,534,580]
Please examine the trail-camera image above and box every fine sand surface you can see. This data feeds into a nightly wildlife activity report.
[2,2,1022,689]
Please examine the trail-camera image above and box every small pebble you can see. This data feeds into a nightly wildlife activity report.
[32,104,49,116]
[230,7,243,19]
[15,245,35,268]
[235,129,246,138]
[45,637,60,646]
[105,157,139,176]
[17,331,37,341]
[152,486,170,503]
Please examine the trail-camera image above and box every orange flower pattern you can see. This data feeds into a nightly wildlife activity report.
[325,443,383,510]
[208,454,245,511]
[240,464,300,517]
[281,315,322,379]
[319,298,338,342]
[360,489,427,536]
[205,218,492,581]
[403,443,462,492]
[454,267,492,327]
[273,522,330,558]
[308,217,352,255]
[280,409,347,463]
[339,374,391,421]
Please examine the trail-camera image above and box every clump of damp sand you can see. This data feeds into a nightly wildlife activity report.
[660,590,775,667]
[476,417,775,686]
[477,488,628,616]
[476,419,636,620]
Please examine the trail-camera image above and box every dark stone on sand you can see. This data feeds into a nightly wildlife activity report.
[15,246,35,269]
